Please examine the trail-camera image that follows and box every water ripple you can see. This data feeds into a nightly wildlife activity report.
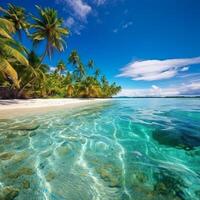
[0,99,200,200]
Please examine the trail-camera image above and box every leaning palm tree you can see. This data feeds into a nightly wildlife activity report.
[0,3,29,39]
[0,17,28,89]
[16,50,48,97]
[28,51,49,73]
[31,6,69,63]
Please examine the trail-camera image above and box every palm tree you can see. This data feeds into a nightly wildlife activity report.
[64,71,72,84]
[75,62,85,80]
[0,3,29,39]
[101,75,108,85]
[66,84,74,97]
[56,60,66,75]
[28,51,49,73]
[108,83,121,97]
[16,50,47,97]
[94,68,100,79]
[0,5,121,99]
[68,50,80,66]
[31,6,69,63]
[78,77,101,97]
[87,59,94,69]
[0,17,28,89]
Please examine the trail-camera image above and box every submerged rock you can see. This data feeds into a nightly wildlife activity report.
[152,170,187,200]
[10,124,40,131]
[29,132,37,137]
[56,146,70,156]
[46,172,56,182]
[7,167,34,179]
[152,129,200,150]
[97,165,122,188]
[0,152,14,160]
[11,152,29,164]
[6,133,18,139]
[22,180,30,189]
[135,172,148,184]
[0,186,19,200]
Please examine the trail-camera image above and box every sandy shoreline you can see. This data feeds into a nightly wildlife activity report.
[0,98,111,119]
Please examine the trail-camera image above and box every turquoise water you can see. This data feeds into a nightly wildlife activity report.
[0,98,200,200]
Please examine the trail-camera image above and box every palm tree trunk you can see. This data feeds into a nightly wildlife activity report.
[17,76,36,98]
[37,44,48,68]
[17,45,48,98]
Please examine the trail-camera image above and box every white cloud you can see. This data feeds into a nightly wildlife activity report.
[64,17,75,28]
[178,72,200,79]
[64,17,84,35]
[152,85,159,90]
[56,0,92,35]
[56,0,92,21]
[180,66,189,71]
[117,82,200,97]
[113,21,133,33]
[68,0,92,21]
[95,0,107,5]
[122,21,133,29]
[117,57,200,81]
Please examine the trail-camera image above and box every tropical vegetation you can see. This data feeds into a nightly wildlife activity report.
[0,3,121,98]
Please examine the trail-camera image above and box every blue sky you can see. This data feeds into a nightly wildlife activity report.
[1,0,200,96]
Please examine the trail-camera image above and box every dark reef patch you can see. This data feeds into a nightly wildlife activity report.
[152,128,200,150]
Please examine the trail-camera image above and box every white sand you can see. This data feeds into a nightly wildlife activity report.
[0,98,110,118]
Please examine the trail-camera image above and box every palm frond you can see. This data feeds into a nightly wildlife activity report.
[1,43,28,66]
[0,28,12,39]
[0,17,15,33]
[0,57,19,88]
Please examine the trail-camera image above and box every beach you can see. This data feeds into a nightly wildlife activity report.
[0,98,110,118]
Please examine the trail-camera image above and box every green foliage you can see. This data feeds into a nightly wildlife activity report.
[0,4,121,98]
[1,3,29,39]
[31,6,69,59]
[0,17,28,89]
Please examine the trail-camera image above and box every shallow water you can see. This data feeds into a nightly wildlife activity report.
[0,98,200,200]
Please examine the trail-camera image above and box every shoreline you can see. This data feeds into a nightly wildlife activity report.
[0,98,111,119]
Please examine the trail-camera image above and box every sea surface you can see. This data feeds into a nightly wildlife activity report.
[0,98,200,200]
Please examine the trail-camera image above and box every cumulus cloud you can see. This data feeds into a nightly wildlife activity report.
[117,57,200,81]
[56,0,91,21]
[64,17,84,35]
[56,0,92,35]
[68,0,91,20]
[117,82,200,97]
[64,17,75,28]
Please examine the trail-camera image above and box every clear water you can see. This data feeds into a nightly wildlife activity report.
[0,98,200,200]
